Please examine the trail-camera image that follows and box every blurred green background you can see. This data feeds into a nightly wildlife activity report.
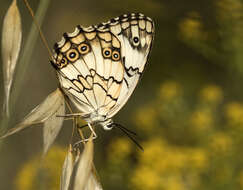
[1,0,243,189]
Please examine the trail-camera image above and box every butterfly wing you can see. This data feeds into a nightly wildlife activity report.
[51,13,154,120]
[52,27,124,118]
[96,13,155,118]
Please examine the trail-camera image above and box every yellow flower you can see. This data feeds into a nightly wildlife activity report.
[108,137,132,163]
[162,148,188,172]
[217,0,243,19]
[214,165,232,183]
[132,139,208,190]
[158,81,181,101]
[162,175,186,190]
[139,139,187,173]
[190,110,213,130]
[199,85,223,104]
[131,166,162,190]
[186,148,208,171]
[225,102,243,126]
[238,170,243,188]
[15,146,66,190]
[179,13,205,40]
[139,138,166,167]
[209,133,232,155]
[134,105,157,132]
[15,160,39,190]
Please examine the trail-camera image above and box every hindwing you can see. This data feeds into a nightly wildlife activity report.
[96,13,155,117]
[52,27,124,116]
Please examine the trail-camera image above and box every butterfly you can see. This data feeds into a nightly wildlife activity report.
[51,13,154,137]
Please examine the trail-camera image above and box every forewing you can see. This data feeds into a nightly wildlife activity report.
[52,27,124,117]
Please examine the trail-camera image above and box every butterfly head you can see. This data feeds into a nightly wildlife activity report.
[100,119,114,130]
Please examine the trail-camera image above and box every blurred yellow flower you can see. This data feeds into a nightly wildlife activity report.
[15,146,66,190]
[225,102,243,126]
[187,148,208,171]
[162,175,186,190]
[139,138,166,168]
[15,160,39,190]
[131,166,161,190]
[238,170,243,188]
[161,148,188,173]
[179,13,205,40]
[132,139,207,190]
[214,165,232,183]
[190,110,213,130]
[108,137,132,163]
[139,139,187,173]
[159,81,181,101]
[209,132,232,155]
[217,0,243,19]
[199,85,223,104]
[134,105,157,132]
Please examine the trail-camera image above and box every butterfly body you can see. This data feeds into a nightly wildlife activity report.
[51,13,154,130]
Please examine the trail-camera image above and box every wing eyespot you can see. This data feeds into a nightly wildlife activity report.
[103,48,112,58]
[58,57,68,67]
[66,49,79,62]
[132,37,140,46]
[78,43,90,55]
[112,50,120,61]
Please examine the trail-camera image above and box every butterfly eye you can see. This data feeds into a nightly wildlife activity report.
[78,43,90,54]
[66,49,79,62]
[133,37,140,46]
[112,50,120,61]
[103,48,112,58]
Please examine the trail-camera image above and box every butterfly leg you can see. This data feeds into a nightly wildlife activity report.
[57,113,89,119]
[73,123,97,147]
[87,123,97,139]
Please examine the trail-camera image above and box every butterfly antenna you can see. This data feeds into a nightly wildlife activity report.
[114,123,144,151]
[23,0,55,62]
[114,123,137,136]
